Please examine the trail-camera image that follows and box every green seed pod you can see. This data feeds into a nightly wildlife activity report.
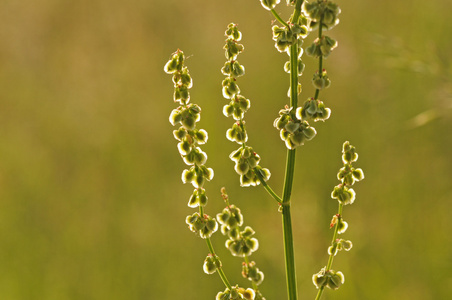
[337,219,348,234]
[193,148,207,165]
[229,148,242,162]
[177,140,190,155]
[188,192,199,208]
[290,131,305,146]
[206,218,218,231]
[236,95,250,111]
[242,147,252,159]
[203,256,217,274]
[352,168,365,181]
[341,239,353,251]
[327,271,345,290]
[198,192,208,207]
[194,172,205,188]
[173,127,186,141]
[221,61,233,76]
[228,227,240,240]
[285,121,300,133]
[232,61,245,77]
[169,109,182,126]
[217,210,230,224]
[181,168,195,184]
[245,238,259,252]
[241,226,255,238]
[181,115,196,130]
[223,104,234,117]
[312,270,327,289]
[235,161,250,175]
[328,244,338,256]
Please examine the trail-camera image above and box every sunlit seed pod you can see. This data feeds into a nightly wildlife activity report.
[187,193,199,208]
[198,193,208,207]
[177,140,191,155]
[228,227,240,240]
[163,56,178,74]
[223,104,234,117]
[229,148,242,162]
[235,161,250,175]
[181,115,196,130]
[221,61,233,76]
[328,245,338,256]
[285,137,297,150]
[215,291,227,300]
[226,128,236,142]
[328,271,345,290]
[221,224,229,235]
[232,107,243,120]
[352,168,365,181]
[217,211,230,224]
[290,131,305,146]
[337,219,348,234]
[312,272,327,289]
[169,109,182,126]
[229,240,243,256]
[254,271,264,285]
[343,173,355,186]
[206,218,218,232]
[240,174,253,187]
[259,168,271,181]
[246,238,259,251]
[185,213,198,225]
[232,61,245,77]
[193,149,207,165]
[241,288,255,300]
[194,173,205,188]
[227,215,238,228]
[241,226,255,238]
[285,121,300,133]
[173,127,186,141]
[192,219,205,231]
[341,239,353,251]
[298,60,305,75]
[181,169,194,184]
[203,256,217,274]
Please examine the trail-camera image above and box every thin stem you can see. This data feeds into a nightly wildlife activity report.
[244,255,259,291]
[271,9,290,29]
[205,237,232,290]
[315,204,344,300]
[281,2,304,300]
[254,168,282,203]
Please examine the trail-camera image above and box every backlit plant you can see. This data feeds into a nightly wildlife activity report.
[164,1,364,299]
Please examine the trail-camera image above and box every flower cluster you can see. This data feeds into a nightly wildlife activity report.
[185,212,218,239]
[221,24,271,186]
[312,142,364,292]
[216,286,256,300]
[303,0,341,30]
[165,50,214,194]
[273,106,317,149]
[312,267,345,290]
[165,50,219,240]
[217,205,259,258]
[331,141,365,206]
[203,253,222,274]
[242,261,265,286]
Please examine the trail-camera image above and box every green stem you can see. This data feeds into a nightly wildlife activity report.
[206,237,232,290]
[271,9,290,29]
[314,14,324,101]
[254,168,282,203]
[314,204,343,300]
[281,2,304,300]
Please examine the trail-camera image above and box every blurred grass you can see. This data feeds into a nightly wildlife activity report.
[0,0,451,299]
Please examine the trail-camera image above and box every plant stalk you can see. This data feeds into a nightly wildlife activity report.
[281,2,304,300]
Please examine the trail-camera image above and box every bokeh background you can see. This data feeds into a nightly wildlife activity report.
[1,0,451,299]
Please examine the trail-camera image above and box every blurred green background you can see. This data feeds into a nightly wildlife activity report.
[1,0,451,299]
